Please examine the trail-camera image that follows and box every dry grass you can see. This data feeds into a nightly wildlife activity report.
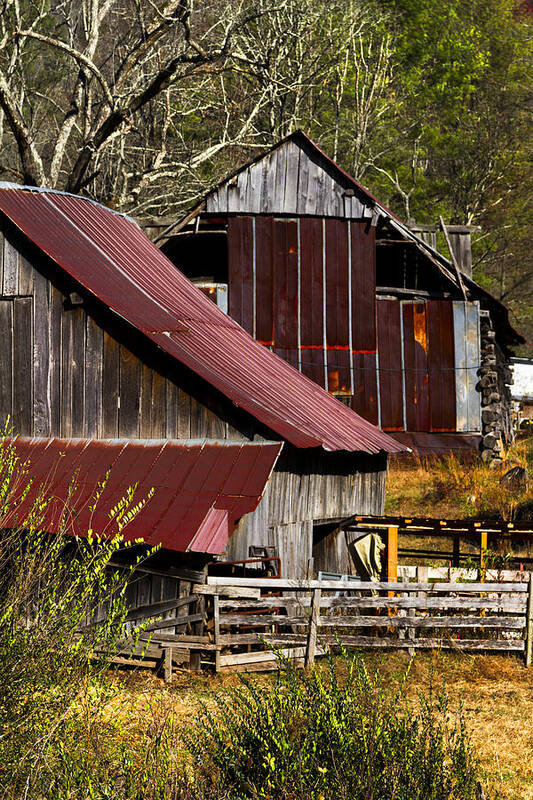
[109,652,533,800]
[386,437,533,520]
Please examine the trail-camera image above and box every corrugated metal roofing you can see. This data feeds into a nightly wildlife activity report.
[2,437,282,554]
[0,184,405,453]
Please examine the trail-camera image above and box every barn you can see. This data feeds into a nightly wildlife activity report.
[158,131,523,460]
[0,183,404,580]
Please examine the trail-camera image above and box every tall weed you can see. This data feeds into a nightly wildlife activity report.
[194,649,479,800]
[0,433,152,798]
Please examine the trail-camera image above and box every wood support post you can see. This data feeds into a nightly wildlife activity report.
[480,531,488,581]
[452,536,461,567]
[305,588,321,669]
[526,573,533,668]
[163,647,173,682]
[387,526,398,597]
[213,594,221,673]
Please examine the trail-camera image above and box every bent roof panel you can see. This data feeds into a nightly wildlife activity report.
[2,437,282,554]
[0,185,405,454]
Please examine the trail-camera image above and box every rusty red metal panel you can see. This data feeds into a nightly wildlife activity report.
[273,220,298,370]
[299,217,324,386]
[427,300,456,432]
[0,186,406,454]
[388,431,481,456]
[351,222,376,352]
[255,216,274,345]
[377,300,404,431]
[402,302,430,431]
[352,353,378,425]
[326,220,351,395]
[228,217,254,334]
[3,437,283,554]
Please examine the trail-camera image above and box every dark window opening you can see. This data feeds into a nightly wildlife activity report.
[161,230,228,283]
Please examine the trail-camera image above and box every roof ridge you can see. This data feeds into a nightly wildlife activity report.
[0,182,138,226]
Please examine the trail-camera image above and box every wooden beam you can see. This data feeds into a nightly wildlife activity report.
[439,216,468,301]
[153,202,205,243]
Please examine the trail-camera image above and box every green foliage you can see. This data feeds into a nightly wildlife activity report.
[0,431,153,797]
[194,650,479,800]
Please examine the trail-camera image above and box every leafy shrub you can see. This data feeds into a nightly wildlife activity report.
[194,650,479,800]
[0,433,152,797]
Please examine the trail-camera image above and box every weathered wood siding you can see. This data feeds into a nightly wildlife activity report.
[0,226,253,441]
[206,139,373,219]
[229,450,387,578]
[0,222,388,579]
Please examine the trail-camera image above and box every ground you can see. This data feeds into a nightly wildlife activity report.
[111,651,533,800]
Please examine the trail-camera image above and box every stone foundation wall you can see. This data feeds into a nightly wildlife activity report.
[478,311,514,463]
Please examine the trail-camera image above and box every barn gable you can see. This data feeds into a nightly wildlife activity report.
[205,133,374,220]
[160,131,523,459]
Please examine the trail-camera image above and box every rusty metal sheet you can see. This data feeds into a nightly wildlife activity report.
[299,217,325,386]
[326,219,351,395]
[0,186,406,454]
[228,217,254,334]
[255,216,274,345]
[273,219,298,370]
[427,301,456,431]
[453,301,481,432]
[3,437,283,554]
[352,353,379,426]
[350,222,376,351]
[402,302,430,431]
[377,300,404,430]
[388,431,481,456]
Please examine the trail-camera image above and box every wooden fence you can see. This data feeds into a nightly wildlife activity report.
[193,573,533,673]
[110,572,533,677]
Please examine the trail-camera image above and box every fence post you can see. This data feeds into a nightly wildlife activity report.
[163,647,173,682]
[479,530,488,581]
[526,572,533,668]
[305,588,321,669]
[213,594,221,673]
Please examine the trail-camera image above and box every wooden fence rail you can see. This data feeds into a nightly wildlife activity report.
[196,573,533,672]
[108,572,533,676]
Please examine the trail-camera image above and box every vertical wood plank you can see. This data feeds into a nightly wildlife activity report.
[139,364,153,438]
[12,297,32,434]
[49,286,62,435]
[165,380,178,438]
[387,526,398,587]
[0,301,13,428]
[18,254,34,295]
[2,238,19,296]
[177,387,191,438]
[32,271,51,436]
[151,372,166,438]
[70,308,86,435]
[85,318,103,437]
[213,594,221,673]
[60,306,73,437]
[305,588,321,668]
[102,332,119,437]
[118,346,140,437]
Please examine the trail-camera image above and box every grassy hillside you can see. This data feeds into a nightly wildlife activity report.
[386,437,533,521]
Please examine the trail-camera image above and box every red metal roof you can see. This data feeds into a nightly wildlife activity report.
[2,437,282,554]
[0,185,405,453]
